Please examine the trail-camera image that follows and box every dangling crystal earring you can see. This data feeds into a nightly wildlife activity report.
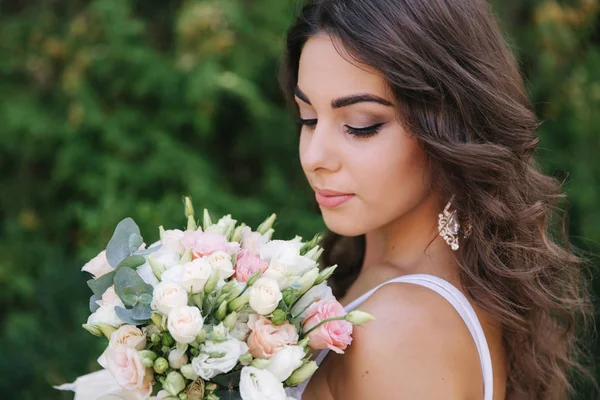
[438,195,471,251]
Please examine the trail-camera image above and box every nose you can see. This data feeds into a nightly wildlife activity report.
[299,121,342,174]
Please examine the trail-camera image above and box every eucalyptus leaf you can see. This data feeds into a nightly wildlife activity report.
[114,267,153,307]
[87,270,116,296]
[114,306,149,325]
[131,302,152,320]
[214,389,243,400]
[89,294,101,313]
[128,233,144,254]
[117,255,146,270]
[134,244,162,256]
[211,370,241,388]
[120,292,139,307]
[106,218,141,268]
[139,293,153,305]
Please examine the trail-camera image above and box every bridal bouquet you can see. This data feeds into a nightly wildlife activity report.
[57,198,373,400]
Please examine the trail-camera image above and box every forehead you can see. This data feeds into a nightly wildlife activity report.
[297,34,390,100]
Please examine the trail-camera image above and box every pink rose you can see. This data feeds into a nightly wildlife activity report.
[303,299,353,354]
[234,250,268,283]
[247,315,298,359]
[181,230,240,259]
[82,250,113,278]
[105,346,154,399]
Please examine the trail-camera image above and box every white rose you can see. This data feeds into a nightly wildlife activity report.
[205,251,235,279]
[136,262,160,287]
[206,215,236,235]
[88,304,124,328]
[191,338,248,380]
[167,306,204,344]
[260,241,316,282]
[168,345,189,369]
[266,346,305,382]
[230,313,251,341]
[262,262,289,289]
[161,229,186,253]
[161,259,212,293]
[82,250,113,278]
[241,227,270,254]
[105,346,153,398]
[290,283,334,319]
[152,282,188,315]
[240,366,287,400]
[248,278,283,315]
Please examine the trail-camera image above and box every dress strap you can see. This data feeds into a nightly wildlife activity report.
[341,273,494,400]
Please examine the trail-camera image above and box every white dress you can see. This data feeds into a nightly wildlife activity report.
[286,273,494,400]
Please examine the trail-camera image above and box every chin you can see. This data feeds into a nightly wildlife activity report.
[321,209,369,237]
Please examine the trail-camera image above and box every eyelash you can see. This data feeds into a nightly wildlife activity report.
[296,118,384,138]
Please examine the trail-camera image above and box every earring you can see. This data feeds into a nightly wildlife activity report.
[438,195,471,251]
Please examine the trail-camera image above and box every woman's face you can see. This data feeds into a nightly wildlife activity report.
[296,35,432,236]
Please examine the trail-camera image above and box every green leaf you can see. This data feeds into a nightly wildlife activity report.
[117,255,146,270]
[89,294,101,313]
[120,291,139,307]
[131,302,152,320]
[87,270,116,296]
[114,306,149,325]
[106,218,141,268]
[139,293,152,305]
[128,233,144,254]
[114,267,153,307]
[211,370,241,388]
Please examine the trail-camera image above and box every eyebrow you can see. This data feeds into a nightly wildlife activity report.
[294,86,393,109]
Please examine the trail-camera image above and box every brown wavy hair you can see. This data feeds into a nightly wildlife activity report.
[279,0,595,398]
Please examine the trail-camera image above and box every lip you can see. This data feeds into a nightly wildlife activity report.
[314,188,355,208]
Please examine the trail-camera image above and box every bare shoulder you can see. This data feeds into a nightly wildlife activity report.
[330,282,482,399]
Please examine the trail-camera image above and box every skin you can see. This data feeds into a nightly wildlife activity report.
[296,34,507,399]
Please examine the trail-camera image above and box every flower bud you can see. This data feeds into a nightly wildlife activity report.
[184,197,195,218]
[82,324,103,337]
[314,265,337,286]
[153,357,169,374]
[270,309,288,326]
[162,331,175,347]
[205,382,217,392]
[205,395,219,400]
[263,228,274,241]
[151,312,166,331]
[345,310,376,325]
[190,347,200,357]
[221,279,238,294]
[304,246,324,262]
[151,333,162,344]
[223,311,239,330]
[215,300,228,321]
[228,292,250,312]
[297,337,310,348]
[250,358,271,369]
[181,364,199,380]
[239,352,253,366]
[178,392,188,400]
[297,268,319,296]
[187,215,197,231]
[179,248,193,265]
[282,287,299,307]
[159,226,166,240]
[204,270,220,294]
[285,361,318,386]
[148,255,167,280]
[227,284,245,301]
[139,350,158,368]
[97,323,117,339]
[231,224,246,243]
[256,213,276,235]
[246,271,262,287]
[196,329,206,343]
[191,292,204,309]
[203,209,213,230]
[168,344,189,369]
[164,371,186,396]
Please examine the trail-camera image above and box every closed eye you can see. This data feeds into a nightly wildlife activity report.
[296,118,317,127]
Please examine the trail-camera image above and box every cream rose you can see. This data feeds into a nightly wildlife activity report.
[191,338,248,379]
[240,366,287,400]
[161,259,212,294]
[248,278,282,315]
[152,282,188,315]
[205,251,235,279]
[167,306,204,344]
[105,346,154,398]
[266,345,305,382]
[109,325,147,350]
[82,250,113,278]
[247,315,298,359]
[168,345,189,369]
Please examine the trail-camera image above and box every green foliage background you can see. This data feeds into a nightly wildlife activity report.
[0,0,598,398]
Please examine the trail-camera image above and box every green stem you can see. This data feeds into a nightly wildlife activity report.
[303,316,346,337]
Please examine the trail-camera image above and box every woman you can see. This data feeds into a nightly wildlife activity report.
[280,0,592,399]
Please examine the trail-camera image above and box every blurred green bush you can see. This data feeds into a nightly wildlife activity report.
[0,0,598,398]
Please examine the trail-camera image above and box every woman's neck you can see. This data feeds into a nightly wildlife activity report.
[361,193,461,281]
